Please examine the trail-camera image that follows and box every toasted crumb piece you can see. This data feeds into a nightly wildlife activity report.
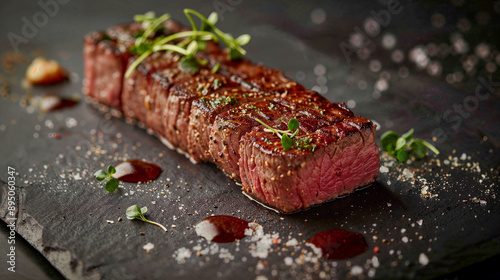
[26,57,67,85]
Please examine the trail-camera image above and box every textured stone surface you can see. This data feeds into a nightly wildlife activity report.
[0,1,499,279]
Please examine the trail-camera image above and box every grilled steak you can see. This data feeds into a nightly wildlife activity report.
[83,21,184,110]
[239,117,379,213]
[210,92,354,180]
[83,31,130,109]
[83,19,380,213]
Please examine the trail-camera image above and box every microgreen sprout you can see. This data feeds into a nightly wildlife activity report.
[125,9,251,77]
[126,205,167,232]
[255,118,300,151]
[380,128,439,163]
[94,165,120,192]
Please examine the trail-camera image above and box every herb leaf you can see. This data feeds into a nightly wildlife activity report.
[236,34,251,46]
[94,165,120,192]
[255,117,312,152]
[105,178,120,192]
[395,137,406,151]
[401,128,414,141]
[94,170,107,181]
[180,55,199,73]
[107,165,116,175]
[396,149,409,163]
[413,139,440,155]
[410,141,427,159]
[228,48,243,60]
[126,205,167,232]
[380,131,399,152]
[288,118,299,131]
[126,205,142,220]
[380,129,439,163]
[281,134,293,151]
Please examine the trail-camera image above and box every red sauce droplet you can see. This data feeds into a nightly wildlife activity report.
[113,159,162,183]
[40,94,78,112]
[195,215,249,243]
[307,229,368,260]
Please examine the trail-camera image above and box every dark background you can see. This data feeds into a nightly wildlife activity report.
[1,0,499,279]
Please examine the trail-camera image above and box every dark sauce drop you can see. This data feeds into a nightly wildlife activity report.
[113,159,162,183]
[40,94,78,112]
[307,229,368,260]
[195,215,250,243]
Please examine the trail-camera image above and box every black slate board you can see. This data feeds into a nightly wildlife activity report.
[1,0,500,279]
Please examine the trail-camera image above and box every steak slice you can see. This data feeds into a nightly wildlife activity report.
[83,33,130,109]
[239,117,379,213]
[121,52,179,123]
[187,91,273,163]
[83,21,184,110]
[209,91,354,180]
[161,73,244,153]
[210,100,287,178]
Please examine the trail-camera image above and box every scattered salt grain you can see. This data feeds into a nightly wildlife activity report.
[379,166,389,173]
[372,256,380,268]
[460,153,467,160]
[143,242,154,253]
[285,238,299,247]
[417,219,423,226]
[419,253,429,266]
[284,257,293,266]
[351,265,363,276]
[173,247,192,264]
[402,169,414,178]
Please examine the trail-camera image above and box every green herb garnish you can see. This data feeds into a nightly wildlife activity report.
[126,205,167,232]
[381,128,439,163]
[255,118,300,151]
[211,62,221,74]
[294,136,317,152]
[209,94,238,108]
[94,165,120,192]
[125,9,251,77]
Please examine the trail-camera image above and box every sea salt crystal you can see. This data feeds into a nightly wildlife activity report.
[403,169,414,178]
[460,153,467,160]
[285,238,299,246]
[419,253,429,266]
[379,166,389,173]
[173,247,192,264]
[417,219,423,226]
[351,265,363,275]
[372,256,380,268]
[284,257,293,266]
[143,242,154,253]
